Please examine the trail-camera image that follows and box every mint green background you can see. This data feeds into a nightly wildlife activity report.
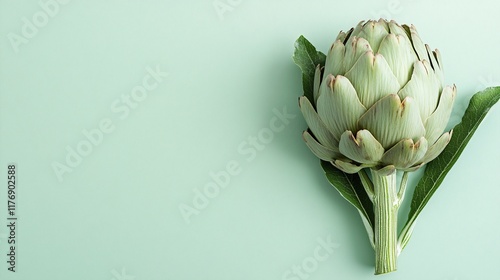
[0,0,499,279]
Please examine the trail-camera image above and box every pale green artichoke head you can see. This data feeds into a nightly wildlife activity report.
[299,19,456,174]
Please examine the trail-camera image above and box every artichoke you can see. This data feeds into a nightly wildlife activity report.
[297,19,457,274]
[299,19,456,175]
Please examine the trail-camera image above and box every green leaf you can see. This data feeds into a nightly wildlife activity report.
[399,87,500,250]
[292,35,326,101]
[321,160,375,230]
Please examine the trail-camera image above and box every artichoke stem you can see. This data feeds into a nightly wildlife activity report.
[371,169,398,275]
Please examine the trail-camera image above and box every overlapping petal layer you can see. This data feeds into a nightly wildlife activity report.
[300,19,455,173]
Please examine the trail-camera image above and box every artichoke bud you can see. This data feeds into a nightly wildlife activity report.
[300,19,456,174]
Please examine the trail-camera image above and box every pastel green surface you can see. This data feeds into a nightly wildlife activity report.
[0,1,499,279]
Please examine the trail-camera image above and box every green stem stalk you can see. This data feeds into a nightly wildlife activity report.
[359,169,374,202]
[371,169,398,275]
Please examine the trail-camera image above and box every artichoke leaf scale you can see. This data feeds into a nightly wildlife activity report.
[313,64,322,104]
[316,75,366,140]
[418,131,452,164]
[388,21,410,39]
[338,130,385,165]
[424,85,456,145]
[356,20,390,53]
[333,159,366,174]
[344,51,401,109]
[303,130,341,161]
[377,33,418,87]
[299,96,339,148]
[341,37,372,75]
[358,94,425,149]
[380,137,428,169]
[397,60,441,120]
[323,40,346,81]
[408,25,428,61]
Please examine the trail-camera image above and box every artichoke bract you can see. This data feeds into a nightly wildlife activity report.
[299,19,456,175]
